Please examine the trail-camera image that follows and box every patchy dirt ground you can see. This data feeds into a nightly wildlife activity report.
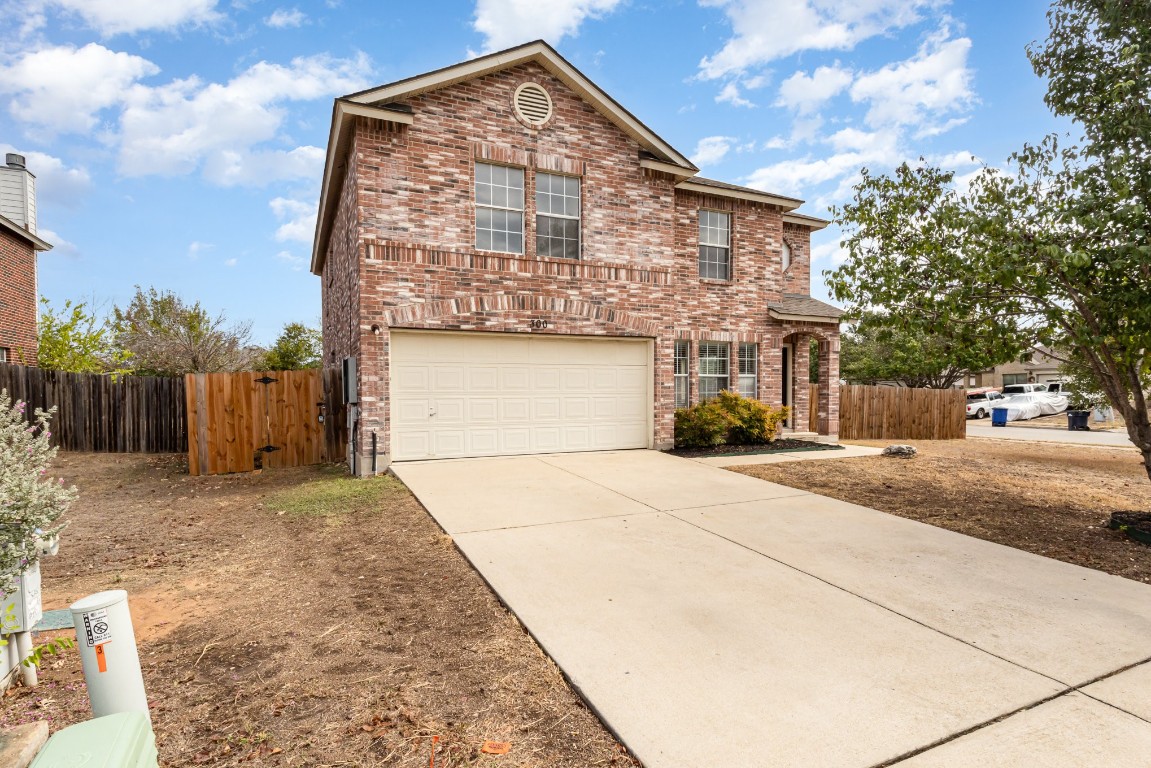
[1,453,638,767]
[730,438,1151,583]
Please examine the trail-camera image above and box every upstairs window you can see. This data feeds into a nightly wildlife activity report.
[699,210,730,280]
[699,343,729,400]
[781,240,792,270]
[738,343,757,399]
[536,173,580,259]
[475,162,524,254]
[674,340,691,409]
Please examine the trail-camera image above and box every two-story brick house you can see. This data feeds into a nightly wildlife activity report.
[312,41,841,473]
[0,153,51,366]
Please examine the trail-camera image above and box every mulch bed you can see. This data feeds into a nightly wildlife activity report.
[1111,512,1151,545]
[665,439,845,458]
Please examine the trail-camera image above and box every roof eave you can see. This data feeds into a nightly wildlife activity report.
[311,101,415,275]
[0,214,51,251]
[768,310,842,324]
[782,212,830,231]
[675,180,803,210]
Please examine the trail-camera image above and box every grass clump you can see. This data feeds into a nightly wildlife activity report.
[266,466,406,516]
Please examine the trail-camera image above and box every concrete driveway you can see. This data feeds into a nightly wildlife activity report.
[392,450,1151,768]
[967,421,1135,447]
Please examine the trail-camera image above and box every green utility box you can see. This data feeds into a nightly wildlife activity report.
[30,712,157,768]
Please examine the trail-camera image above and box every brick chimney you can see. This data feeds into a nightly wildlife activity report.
[0,153,37,233]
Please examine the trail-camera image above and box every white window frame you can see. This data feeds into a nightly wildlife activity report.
[738,343,757,399]
[699,342,729,401]
[0,347,7,363]
[475,162,525,254]
[674,340,691,409]
[698,210,731,280]
[535,172,581,260]
[781,240,792,271]
[1002,373,1027,386]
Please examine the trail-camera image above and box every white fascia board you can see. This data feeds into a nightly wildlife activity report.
[0,213,51,251]
[768,310,842,324]
[311,102,414,274]
[676,181,803,211]
[783,212,830,230]
[640,157,697,179]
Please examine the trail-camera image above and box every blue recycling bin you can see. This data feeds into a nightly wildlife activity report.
[991,407,1008,427]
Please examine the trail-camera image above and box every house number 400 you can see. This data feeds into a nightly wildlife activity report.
[529,319,550,329]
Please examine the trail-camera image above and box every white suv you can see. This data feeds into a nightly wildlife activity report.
[966,389,1004,419]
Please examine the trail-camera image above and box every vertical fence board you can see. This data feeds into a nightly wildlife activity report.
[838,384,966,441]
[0,363,186,452]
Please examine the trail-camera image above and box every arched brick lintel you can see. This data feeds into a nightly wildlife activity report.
[380,294,661,337]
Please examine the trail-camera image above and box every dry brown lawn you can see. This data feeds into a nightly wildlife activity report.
[730,438,1151,583]
[1,453,637,767]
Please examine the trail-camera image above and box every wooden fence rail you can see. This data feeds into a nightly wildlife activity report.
[838,384,966,441]
[0,363,186,452]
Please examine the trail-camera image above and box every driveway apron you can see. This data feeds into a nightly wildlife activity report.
[392,450,1151,768]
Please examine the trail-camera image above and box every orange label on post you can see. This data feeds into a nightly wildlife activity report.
[95,643,108,673]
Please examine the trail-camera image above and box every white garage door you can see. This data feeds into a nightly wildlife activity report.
[390,331,651,461]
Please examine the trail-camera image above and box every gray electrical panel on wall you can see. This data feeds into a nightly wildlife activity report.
[342,356,358,403]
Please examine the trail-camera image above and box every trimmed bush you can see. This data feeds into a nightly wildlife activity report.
[673,391,790,448]
[673,401,729,448]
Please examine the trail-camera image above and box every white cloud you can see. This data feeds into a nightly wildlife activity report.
[811,239,848,266]
[276,250,306,271]
[716,82,754,108]
[270,197,316,242]
[117,53,372,183]
[0,146,92,206]
[931,149,981,169]
[473,0,624,52]
[187,240,214,260]
[43,0,221,35]
[691,136,736,167]
[698,0,940,80]
[265,8,306,28]
[849,31,974,130]
[0,44,158,134]
[743,127,901,198]
[776,64,853,114]
[36,227,79,258]
[224,257,238,267]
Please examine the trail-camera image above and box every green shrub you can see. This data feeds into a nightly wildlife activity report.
[715,390,789,445]
[673,391,790,448]
[673,400,729,448]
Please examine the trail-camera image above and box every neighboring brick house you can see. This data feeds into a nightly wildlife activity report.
[0,153,51,366]
[970,347,1063,390]
[312,41,841,472]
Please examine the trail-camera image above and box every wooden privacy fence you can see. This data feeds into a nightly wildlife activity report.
[186,369,346,476]
[838,384,966,440]
[0,363,185,452]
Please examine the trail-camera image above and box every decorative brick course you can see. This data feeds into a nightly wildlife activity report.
[0,228,38,366]
[320,60,839,466]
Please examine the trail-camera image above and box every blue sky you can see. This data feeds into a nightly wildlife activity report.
[0,0,1067,345]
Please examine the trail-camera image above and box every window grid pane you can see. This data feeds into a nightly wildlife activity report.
[699,343,729,401]
[476,162,524,254]
[674,341,690,409]
[536,172,580,260]
[738,342,757,399]
[698,245,730,279]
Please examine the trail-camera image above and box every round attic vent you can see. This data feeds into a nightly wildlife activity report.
[513,83,553,126]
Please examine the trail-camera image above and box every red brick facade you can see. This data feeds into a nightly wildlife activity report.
[318,52,839,469]
[0,227,37,366]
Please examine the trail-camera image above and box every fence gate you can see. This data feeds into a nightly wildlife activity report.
[186,370,333,476]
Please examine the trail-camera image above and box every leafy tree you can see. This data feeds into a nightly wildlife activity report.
[37,298,130,374]
[839,313,1003,389]
[830,0,1151,481]
[262,323,322,370]
[112,287,259,377]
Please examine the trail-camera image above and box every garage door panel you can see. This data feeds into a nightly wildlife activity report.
[391,332,650,460]
[501,367,531,390]
[468,367,499,391]
[468,398,499,422]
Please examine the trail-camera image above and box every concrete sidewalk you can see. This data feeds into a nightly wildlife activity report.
[392,450,1151,768]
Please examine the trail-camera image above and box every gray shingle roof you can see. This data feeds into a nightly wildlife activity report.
[767,294,843,320]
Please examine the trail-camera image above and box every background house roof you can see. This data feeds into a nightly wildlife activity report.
[768,294,843,322]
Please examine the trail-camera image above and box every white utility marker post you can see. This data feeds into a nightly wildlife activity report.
[70,590,150,722]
